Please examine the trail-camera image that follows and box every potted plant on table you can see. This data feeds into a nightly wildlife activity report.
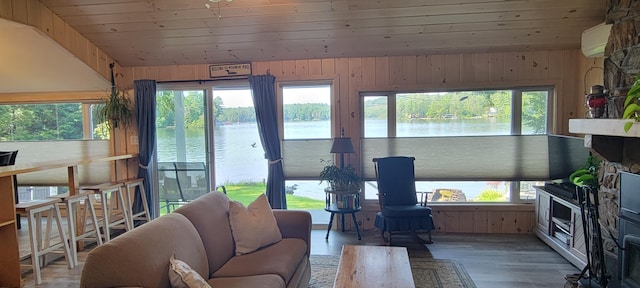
[320,160,362,209]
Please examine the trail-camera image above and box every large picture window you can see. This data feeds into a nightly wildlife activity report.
[0,102,107,201]
[280,83,333,218]
[362,87,552,203]
[0,103,104,140]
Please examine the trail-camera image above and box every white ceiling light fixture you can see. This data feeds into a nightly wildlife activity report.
[205,0,233,19]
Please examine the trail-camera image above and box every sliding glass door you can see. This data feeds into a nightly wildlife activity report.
[154,82,333,217]
[210,86,268,204]
[155,83,268,212]
[155,88,210,214]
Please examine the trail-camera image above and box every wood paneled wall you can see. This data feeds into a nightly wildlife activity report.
[1,2,606,233]
[122,51,587,233]
[351,204,535,234]
[124,51,588,167]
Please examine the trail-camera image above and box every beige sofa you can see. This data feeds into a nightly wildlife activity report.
[80,191,312,288]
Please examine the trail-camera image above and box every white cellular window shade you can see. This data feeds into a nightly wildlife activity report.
[0,140,111,186]
[361,135,587,181]
[282,139,333,179]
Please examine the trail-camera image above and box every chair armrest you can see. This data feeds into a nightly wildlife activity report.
[417,191,432,206]
[272,210,312,256]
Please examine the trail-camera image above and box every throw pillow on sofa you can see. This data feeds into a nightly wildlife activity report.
[229,193,282,255]
[169,254,211,288]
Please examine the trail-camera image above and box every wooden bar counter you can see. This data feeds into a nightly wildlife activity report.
[0,153,137,287]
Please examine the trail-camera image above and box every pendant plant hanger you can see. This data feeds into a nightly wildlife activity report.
[98,63,133,128]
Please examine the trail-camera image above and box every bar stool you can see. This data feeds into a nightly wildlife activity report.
[82,182,131,242]
[15,199,74,285]
[49,191,103,267]
[122,178,151,228]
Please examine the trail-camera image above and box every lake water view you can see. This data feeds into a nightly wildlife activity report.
[156,118,523,202]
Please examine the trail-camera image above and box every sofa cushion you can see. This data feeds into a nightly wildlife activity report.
[175,192,236,276]
[212,238,307,284]
[208,274,285,288]
[81,213,208,288]
[229,193,282,255]
[169,255,211,288]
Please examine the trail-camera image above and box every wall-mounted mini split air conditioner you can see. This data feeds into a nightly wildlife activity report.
[581,22,612,58]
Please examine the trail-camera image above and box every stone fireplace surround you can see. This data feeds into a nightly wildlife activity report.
[590,0,640,284]
[597,161,639,283]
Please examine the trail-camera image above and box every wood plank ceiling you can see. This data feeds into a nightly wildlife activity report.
[38,0,606,67]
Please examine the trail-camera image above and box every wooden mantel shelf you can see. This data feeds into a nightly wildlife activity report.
[569,119,640,138]
[569,119,640,163]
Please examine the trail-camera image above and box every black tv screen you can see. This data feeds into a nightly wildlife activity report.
[547,134,591,180]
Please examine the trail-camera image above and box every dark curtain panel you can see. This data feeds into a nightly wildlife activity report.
[132,80,158,218]
[249,74,286,209]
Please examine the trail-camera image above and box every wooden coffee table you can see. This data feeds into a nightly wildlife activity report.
[333,245,415,288]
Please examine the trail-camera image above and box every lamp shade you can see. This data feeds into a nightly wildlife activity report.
[330,137,355,154]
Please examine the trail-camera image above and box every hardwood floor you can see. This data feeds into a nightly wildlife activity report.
[318,229,580,288]
[17,225,579,287]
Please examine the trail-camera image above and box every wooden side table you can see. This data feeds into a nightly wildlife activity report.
[324,188,362,240]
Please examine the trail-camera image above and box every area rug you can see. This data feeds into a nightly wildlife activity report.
[308,255,476,288]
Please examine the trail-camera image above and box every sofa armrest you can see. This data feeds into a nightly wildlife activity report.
[272,210,312,256]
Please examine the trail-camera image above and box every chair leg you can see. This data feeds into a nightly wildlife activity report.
[381,219,390,244]
[115,187,131,231]
[66,201,78,267]
[126,180,151,227]
[99,192,111,242]
[381,230,391,244]
[53,204,74,269]
[325,213,335,240]
[350,212,361,240]
[26,210,42,285]
[86,196,103,246]
[424,231,433,244]
[15,176,20,229]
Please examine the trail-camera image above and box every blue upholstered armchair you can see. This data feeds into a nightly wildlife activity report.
[372,156,435,244]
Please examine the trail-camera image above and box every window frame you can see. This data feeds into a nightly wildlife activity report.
[275,80,337,216]
[277,80,337,142]
[0,101,105,140]
[360,86,554,204]
[0,99,110,200]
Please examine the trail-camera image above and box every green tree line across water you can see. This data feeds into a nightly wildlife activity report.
[155,90,526,128]
[0,90,546,141]
[155,91,333,128]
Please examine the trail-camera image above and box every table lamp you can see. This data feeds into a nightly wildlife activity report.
[330,129,355,169]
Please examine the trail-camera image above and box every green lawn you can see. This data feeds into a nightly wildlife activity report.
[158,183,324,216]
[224,183,325,209]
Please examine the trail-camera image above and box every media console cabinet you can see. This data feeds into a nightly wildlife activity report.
[535,187,587,269]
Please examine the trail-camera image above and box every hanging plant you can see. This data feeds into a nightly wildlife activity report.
[97,62,133,128]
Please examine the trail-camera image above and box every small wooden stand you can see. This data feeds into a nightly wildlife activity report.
[324,188,361,240]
